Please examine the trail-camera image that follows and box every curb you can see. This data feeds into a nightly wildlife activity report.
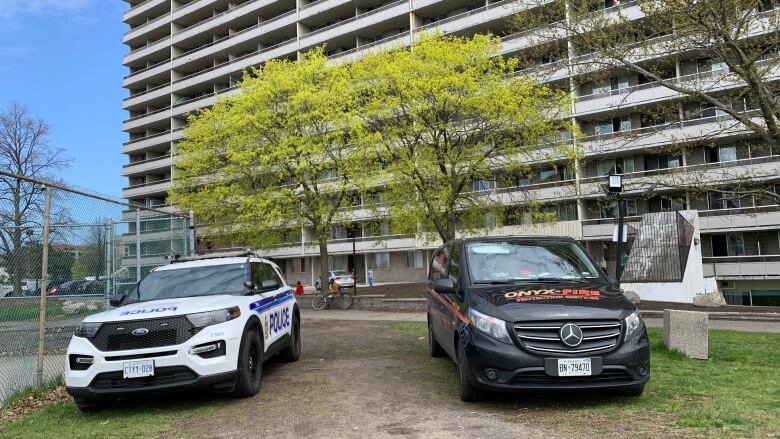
[640,310,780,322]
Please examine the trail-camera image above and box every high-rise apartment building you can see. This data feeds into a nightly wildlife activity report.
[122,0,780,305]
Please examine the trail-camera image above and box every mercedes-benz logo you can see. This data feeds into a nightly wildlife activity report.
[559,323,583,347]
[132,328,149,336]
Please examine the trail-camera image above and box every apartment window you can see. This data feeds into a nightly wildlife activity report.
[661,197,686,211]
[328,256,346,271]
[708,191,741,209]
[597,157,635,176]
[331,225,348,240]
[374,252,390,270]
[708,144,737,163]
[472,179,496,192]
[658,154,682,169]
[483,212,497,228]
[594,120,614,135]
[406,250,424,269]
[288,258,306,273]
[712,233,745,256]
[557,203,578,221]
[601,200,637,218]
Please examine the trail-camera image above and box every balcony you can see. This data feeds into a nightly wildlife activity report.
[262,234,417,258]
[171,0,277,44]
[412,0,529,36]
[299,0,352,20]
[123,128,184,154]
[124,0,168,22]
[299,0,409,50]
[124,11,172,44]
[699,205,780,233]
[122,155,174,176]
[703,255,780,279]
[122,179,173,198]
[330,32,411,62]
[124,34,172,65]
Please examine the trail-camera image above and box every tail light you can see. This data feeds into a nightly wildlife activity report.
[48,288,56,296]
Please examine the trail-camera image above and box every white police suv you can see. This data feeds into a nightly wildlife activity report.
[64,251,300,412]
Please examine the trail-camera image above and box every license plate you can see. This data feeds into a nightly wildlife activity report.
[557,358,591,376]
[123,359,154,379]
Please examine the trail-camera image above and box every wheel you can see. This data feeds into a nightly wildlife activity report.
[232,325,263,397]
[311,294,327,310]
[620,386,645,396]
[73,397,101,413]
[278,311,301,363]
[428,316,446,358]
[457,339,484,402]
[337,293,353,310]
[315,280,321,291]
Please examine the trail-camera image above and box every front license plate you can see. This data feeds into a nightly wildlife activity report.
[557,358,591,376]
[123,359,154,379]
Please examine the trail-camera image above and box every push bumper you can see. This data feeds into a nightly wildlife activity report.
[462,329,650,392]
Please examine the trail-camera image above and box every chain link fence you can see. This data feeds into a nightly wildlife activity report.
[0,171,192,404]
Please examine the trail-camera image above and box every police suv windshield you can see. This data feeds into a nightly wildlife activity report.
[466,241,601,284]
[130,263,249,303]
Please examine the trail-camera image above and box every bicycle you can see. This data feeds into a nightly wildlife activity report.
[311,290,353,310]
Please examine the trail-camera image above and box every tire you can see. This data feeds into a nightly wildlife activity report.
[277,312,301,363]
[457,339,484,402]
[232,325,263,397]
[337,293,353,310]
[311,294,327,310]
[620,386,645,396]
[428,316,446,358]
[74,397,100,413]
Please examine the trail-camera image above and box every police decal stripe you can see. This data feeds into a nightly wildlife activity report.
[249,290,294,314]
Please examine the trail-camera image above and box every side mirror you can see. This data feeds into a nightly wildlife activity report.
[243,280,256,291]
[109,293,126,307]
[432,278,455,295]
[260,279,280,290]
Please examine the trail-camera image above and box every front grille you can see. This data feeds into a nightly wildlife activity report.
[91,366,197,390]
[513,369,632,386]
[514,319,622,355]
[89,317,200,352]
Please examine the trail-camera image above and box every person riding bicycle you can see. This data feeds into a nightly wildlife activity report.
[328,278,339,295]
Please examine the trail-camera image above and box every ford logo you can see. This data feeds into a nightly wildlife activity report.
[132,328,149,336]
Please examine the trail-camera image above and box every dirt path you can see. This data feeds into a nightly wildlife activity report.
[178,319,557,439]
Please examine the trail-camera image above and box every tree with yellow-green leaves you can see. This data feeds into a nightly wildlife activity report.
[353,34,572,243]
[170,49,365,287]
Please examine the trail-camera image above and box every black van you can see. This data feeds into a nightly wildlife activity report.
[426,237,650,401]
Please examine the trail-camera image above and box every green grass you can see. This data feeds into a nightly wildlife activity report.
[1,377,63,410]
[0,302,65,323]
[392,322,780,437]
[0,395,222,439]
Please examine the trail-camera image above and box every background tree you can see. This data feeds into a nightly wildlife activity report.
[353,34,571,243]
[509,0,780,200]
[171,49,364,287]
[0,102,69,295]
[71,223,109,281]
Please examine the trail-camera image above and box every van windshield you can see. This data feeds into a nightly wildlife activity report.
[129,263,249,303]
[466,241,602,283]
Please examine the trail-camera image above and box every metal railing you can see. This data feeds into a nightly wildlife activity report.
[302,0,407,41]
[123,154,173,169]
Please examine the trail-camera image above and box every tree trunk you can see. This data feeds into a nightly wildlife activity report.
[441,211,457,243]
[318,237,329,291]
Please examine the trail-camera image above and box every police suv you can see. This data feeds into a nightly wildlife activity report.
[64,251,300,411]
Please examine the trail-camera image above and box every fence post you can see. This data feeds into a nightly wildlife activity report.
[105,219,113,307]
[136,208,141,283]
[36,186,52,389]
[188,210,195,256]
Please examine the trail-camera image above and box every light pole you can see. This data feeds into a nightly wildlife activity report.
[607,174,625,286]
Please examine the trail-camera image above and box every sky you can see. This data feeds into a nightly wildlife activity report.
[0,0,128,198]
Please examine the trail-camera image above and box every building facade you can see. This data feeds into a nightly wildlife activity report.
[122,0,780,305]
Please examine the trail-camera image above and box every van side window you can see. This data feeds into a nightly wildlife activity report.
[448,243,460,285]
[429,247,450,280]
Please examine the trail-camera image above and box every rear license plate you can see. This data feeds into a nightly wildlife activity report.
[123,359,154,379]
[557,358,591,376]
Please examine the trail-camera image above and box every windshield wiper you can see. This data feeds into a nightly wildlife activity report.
[533,277,590,283]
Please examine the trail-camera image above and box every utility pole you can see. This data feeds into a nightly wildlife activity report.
[607,174,624,288]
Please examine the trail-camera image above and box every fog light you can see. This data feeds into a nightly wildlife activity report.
[189,343,218,355]
[69,354,94,371]
[485,369,498,380]
[639,365,648,376]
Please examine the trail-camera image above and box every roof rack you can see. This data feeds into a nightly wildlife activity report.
[169,249,261,263]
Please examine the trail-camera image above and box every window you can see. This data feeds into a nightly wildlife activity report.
[712,234,745,256]
[661,197,686,211]
[708,191,741,209]
[597,157,635,176]
[328,255,345,271]
[374,252,390,270]
[406,251,424,269]
[448,243,460,284]
[288,258,306,273]
[429,247,450,279]
[659,154,682,169]
[331,225,348,240]
[600,200,638,218]
[253,263,283,288]
[483,212,497,228]
[472,179,496,192]
[557,203,578,221]
[594,120,613,135]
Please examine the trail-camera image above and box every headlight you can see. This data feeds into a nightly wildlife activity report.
[468,308,512,344]
[186,307,241,328]
[624,310,644,342]
[75,322,102,338]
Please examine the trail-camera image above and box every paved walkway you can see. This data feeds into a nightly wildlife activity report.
[301,309,780,333]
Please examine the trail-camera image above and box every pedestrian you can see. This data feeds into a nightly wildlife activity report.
[294,281,304,296]
[367,266,374,287]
